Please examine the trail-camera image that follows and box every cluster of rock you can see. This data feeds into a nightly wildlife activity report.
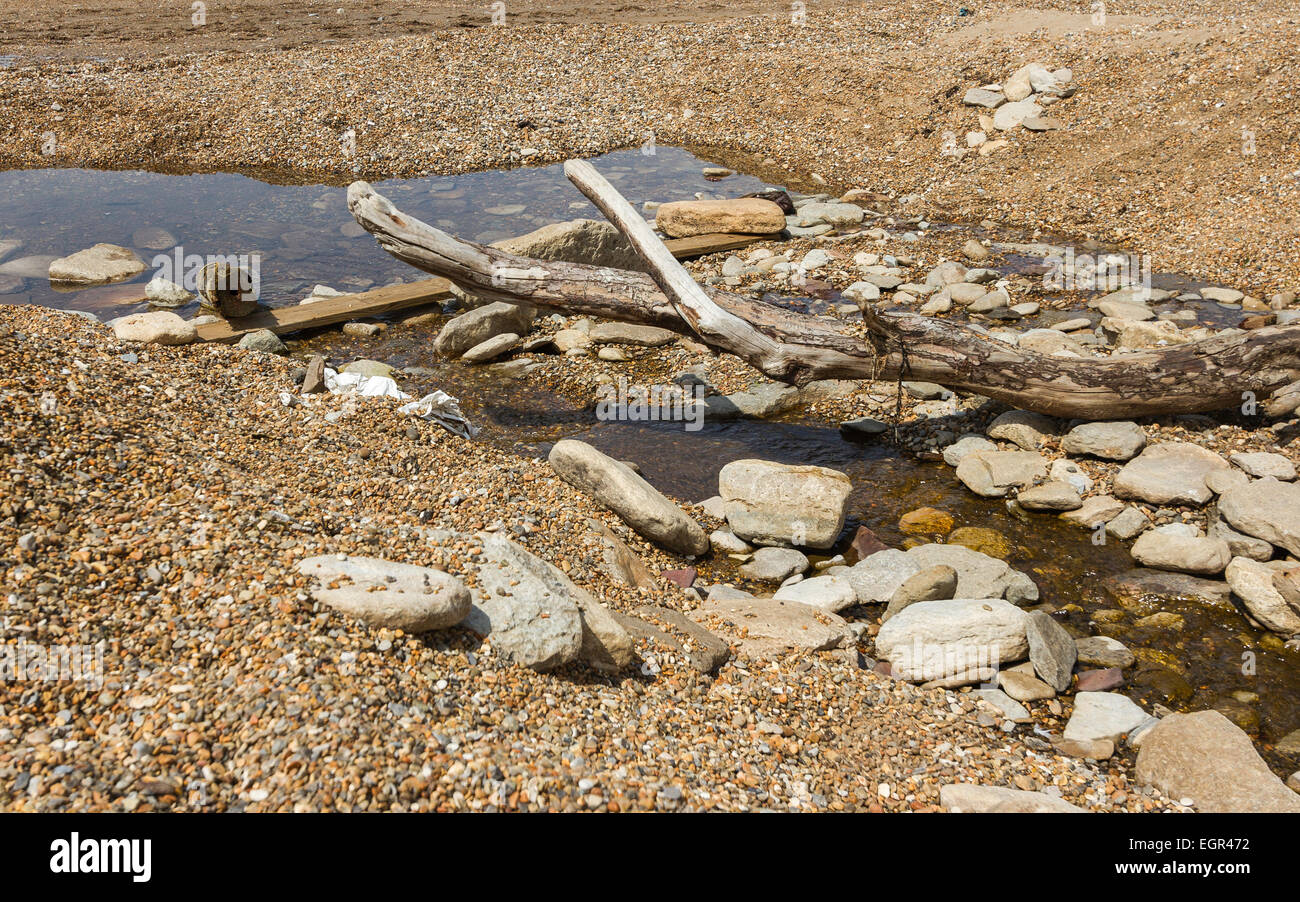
[960,62,1075,155]
[298,534,635,674]
[941,410,1300,640]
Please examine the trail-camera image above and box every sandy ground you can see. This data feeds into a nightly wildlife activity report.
[0,0,1296,293]
[0,0,789,58]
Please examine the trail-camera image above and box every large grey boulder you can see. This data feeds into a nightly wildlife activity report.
[955,450,1048,497]
[1130,529,1232,576]
[1223,556,1300,635]
[740,546,809,582]
[688,596,853,660]
[718,459,852,549]
[1025,610,1077,692]
[906,543,1039,605]
[1218,477,1300,556]
[986,410,1058,450]
[111,311,197,346]
[1113,442,1228,506]
[549,440,708,555]
[462,533,633,672]
[1063,692,1150,744]
[846,549,921,604]
[1135,711,1300,812]
[1228,451,1295,480]
[1060,421,1147,460]
[297,555,472,632]
[875,598,1029,683]
[773,573,857,613]
[434,301,536,356]
[492,219,646,271]
[939,783,1083,813]
[49,243,145,284]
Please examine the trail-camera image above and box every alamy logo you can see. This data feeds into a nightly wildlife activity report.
[49,833,151,883]
[594,377,707,431]
[1042,247,1151,295]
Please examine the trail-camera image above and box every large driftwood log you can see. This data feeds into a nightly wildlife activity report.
[347,176,1300,419]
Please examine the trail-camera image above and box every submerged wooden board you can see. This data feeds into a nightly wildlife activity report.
[194,231,771,342]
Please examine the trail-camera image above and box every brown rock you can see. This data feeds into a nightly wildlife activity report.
[898,507,954,536]
[849,525,890,561]
[655,198,786,238]
[1075,667,1124,692]
[660,567,696,588]
[1053,737,1115,759]
[302,355,327,394]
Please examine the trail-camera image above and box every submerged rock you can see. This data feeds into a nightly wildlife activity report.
[49,243,145,285]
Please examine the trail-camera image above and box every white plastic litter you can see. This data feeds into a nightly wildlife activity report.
[319,367,477,439]
[399,390,479,440]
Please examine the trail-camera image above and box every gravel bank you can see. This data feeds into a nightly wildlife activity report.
[0,304,1186,812]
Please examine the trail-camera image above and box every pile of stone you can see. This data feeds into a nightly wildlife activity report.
[961,62,1075,154]
[941,409,1300,640]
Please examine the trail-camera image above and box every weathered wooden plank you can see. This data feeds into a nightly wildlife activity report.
[195,277,454,342]
[664,231,777,258]
[194,231,769,343]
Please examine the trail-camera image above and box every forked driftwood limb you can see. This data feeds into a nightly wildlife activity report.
[347,171,1300,419]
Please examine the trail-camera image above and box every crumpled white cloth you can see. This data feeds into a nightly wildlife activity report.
[321,368,477,439]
